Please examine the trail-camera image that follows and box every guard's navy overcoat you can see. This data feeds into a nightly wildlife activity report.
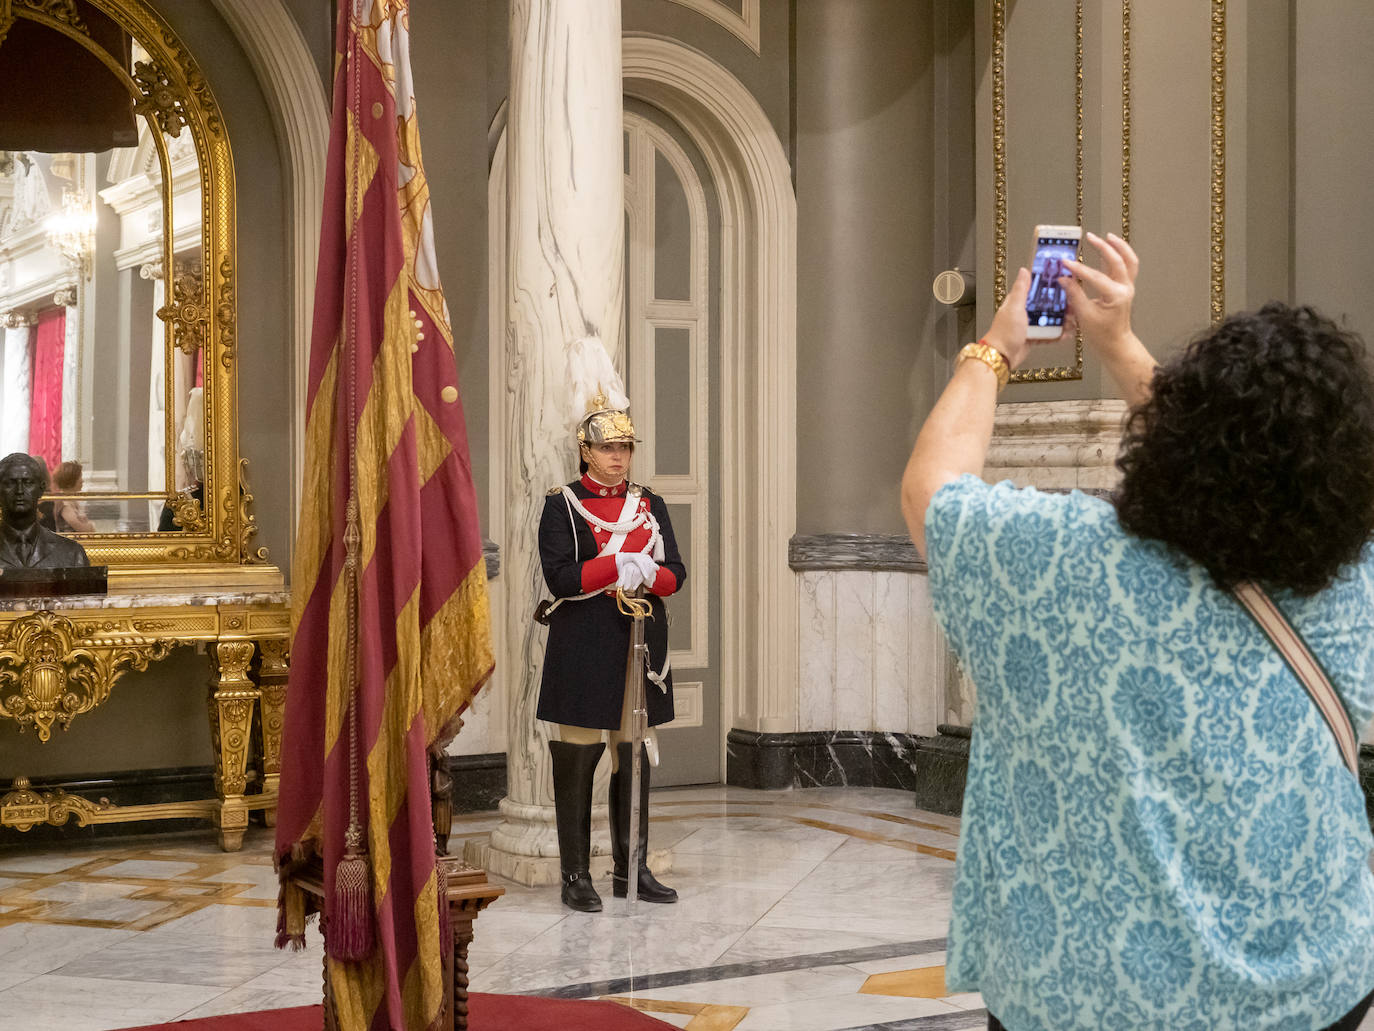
[535,478,685,729]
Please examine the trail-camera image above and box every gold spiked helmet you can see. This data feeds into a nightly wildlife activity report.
[576,389,640,446]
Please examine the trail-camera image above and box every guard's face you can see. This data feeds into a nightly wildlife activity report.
[0,463,42,520]
[582,441,633,484]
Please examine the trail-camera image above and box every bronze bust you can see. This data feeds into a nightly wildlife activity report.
[0,453,91,569]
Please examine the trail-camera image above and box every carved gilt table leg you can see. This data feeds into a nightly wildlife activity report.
[256,638,289,827]
[209,640,257,851]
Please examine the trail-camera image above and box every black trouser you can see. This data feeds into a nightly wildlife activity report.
[987,989,1374,1031]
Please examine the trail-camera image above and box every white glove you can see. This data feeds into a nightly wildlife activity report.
[615,551,648,591]
[625,551,658,586]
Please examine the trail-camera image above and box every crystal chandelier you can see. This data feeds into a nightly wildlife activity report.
[45,188,96,280]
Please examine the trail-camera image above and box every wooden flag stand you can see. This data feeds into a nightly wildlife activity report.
[289,858,503,1031]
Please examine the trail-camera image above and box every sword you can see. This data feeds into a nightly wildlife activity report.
[615,587,653,910]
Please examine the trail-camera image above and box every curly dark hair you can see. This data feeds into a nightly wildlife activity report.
[1114,303,1374,595]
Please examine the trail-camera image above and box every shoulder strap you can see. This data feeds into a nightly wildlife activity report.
[1232,580,1360,774]
[561,489,579,563]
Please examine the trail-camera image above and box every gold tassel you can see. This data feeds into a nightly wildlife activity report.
[330,842,374,961]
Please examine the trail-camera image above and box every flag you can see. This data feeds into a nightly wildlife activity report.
[274,2,493,1028]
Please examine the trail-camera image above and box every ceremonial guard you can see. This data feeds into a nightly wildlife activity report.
[537,369,685,913]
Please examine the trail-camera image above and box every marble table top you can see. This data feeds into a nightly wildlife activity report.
[0,589,289,612]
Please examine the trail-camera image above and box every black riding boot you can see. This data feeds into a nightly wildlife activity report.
[610,742,678,903]
[549,740,605,912]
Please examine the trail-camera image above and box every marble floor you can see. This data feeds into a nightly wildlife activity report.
[0,786,1369,1031]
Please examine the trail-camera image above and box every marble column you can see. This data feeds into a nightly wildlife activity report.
[144,269,166,529]
[466,0,636,886]
[59,287,79,466]
[1,315,33,455]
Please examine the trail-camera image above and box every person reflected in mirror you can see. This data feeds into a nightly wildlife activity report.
[31,455,56,531]
[51,460,96,533]
[0,452,91,568]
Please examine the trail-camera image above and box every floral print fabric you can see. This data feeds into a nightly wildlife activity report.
[926,475,1374,1031]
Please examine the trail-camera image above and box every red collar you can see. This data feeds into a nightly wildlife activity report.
[581,474,627,498]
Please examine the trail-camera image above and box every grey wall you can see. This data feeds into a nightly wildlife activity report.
[408,2,495,528]
[1294,1,1374,335]
[794,0,947,535]
[153,1,293,564]
[281,0,333,90]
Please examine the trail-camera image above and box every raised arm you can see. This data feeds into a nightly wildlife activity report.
[901,267,1036,559]
[1061,232,1155,408]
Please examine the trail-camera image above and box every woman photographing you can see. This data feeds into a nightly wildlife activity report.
[902,233,1374,1030]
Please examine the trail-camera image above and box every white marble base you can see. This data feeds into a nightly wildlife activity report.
[468,837,672,888]
[464,795,670,886]
[797,569,952,735]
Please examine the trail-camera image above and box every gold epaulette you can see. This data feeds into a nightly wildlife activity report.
[546,486,562,496]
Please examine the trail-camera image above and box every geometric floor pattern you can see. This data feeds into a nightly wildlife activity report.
[6,785,1363,1030]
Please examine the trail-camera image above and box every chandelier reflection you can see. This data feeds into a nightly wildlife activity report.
[44,188,95,281]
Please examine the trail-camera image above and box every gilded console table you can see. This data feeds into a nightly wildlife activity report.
[0,589,290,851]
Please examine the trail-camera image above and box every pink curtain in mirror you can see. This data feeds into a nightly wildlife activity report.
[27,307,64,474]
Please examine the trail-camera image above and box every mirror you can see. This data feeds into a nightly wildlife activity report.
[0,0,255,566]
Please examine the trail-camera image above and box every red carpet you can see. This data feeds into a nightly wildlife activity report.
[118,995,677,1030]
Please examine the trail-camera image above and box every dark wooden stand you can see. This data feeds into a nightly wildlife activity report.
[289,856,504,1031]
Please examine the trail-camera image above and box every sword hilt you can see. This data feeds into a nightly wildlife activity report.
[615,587,654,620]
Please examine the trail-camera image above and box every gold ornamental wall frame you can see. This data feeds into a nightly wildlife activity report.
[992,0,1087,384]
[5,0,264,570]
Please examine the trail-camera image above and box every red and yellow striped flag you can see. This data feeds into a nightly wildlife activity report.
[275,2,493,1028]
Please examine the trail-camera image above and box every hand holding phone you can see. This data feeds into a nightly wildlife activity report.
[1025,224,1082,339]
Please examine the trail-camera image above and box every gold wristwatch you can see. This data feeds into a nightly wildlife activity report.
[957,341,1010,391]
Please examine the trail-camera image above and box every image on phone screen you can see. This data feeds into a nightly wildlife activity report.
[1026,237,1079,328]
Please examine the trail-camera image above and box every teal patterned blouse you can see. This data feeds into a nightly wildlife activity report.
[926,475,1374,1031]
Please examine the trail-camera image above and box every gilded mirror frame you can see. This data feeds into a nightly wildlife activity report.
[992,0,1086,384]
[2,0,260,567]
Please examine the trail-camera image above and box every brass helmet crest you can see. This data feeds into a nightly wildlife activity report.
[576,390,639,446]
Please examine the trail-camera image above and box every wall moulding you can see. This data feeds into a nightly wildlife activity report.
[982,398,1128,492]
[663,0,761,55]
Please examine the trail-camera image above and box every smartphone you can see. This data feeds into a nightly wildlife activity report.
[1025,224,1082,339]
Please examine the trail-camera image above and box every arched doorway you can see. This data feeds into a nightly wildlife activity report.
[488,38,798,781]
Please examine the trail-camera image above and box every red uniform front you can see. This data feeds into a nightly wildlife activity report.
[574,474,679,597]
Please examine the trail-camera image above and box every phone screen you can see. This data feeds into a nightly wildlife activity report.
[1026,236,1079,328]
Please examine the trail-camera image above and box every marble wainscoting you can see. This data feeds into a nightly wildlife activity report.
[982,398,1128,490]
[728,535,972,792]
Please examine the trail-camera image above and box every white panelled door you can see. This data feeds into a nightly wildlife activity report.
[623,109,719,785]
